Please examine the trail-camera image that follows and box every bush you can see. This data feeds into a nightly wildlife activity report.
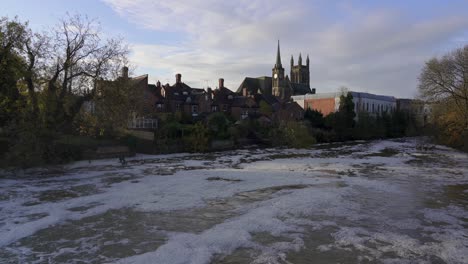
[206,112,231,140]
[183,122,210,152]
[304,109,325,128]
[269,121,316,148]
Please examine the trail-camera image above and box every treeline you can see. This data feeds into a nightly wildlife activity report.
[152,112,317,153]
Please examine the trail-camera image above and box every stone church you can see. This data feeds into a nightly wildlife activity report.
[237,41,315,100]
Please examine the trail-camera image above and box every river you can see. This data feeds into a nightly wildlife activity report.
[0,138,467,263]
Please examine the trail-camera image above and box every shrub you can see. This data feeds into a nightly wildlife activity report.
[269,121,316,148]
[183,122,210,152]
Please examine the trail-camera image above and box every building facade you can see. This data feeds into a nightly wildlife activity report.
[292,91,396,116]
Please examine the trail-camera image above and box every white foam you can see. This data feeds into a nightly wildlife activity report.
[1,138,467,263]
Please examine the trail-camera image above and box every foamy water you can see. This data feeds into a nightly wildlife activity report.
[0,138,467,263]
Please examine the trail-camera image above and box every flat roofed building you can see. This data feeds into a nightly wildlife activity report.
[292,91,396,116]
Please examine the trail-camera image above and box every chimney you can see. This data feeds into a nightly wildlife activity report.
[175,73,182,84]
[122,66,129,78]
[218,78,224,88]
[207,87,213,99]
[311,88,316,94]
[156,80,161,88]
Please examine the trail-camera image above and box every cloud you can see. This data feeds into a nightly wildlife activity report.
[103,0,468,97]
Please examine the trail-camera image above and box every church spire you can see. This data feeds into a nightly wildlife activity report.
[275,40,282,68]
[306,54,309,67]
[298,53,302,66]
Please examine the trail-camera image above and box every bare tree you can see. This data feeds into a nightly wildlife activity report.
[418,45,468,129]
[41,14,129,129]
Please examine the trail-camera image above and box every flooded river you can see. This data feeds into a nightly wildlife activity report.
[0,138,467,263]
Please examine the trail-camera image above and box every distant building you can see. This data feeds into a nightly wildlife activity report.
[91,41,310,129]
[292,91,396,116]
[153,73,210,117]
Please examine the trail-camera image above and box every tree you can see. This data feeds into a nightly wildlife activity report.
[418,45,468,149]
[1,15,130,166]
[0,17,27,127]
[206,112,230,139]
[339,91,356,128]
[41,14,129,131]
[259,100,273,116]
[325,91,355,140]
[304,108,325,128]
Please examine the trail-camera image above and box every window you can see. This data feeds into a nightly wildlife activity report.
[191,105,198,114]
[211,105,218,112]
[131,117,157,129]
[223,104,228,112]
[156,103,163,110]
[366,102,369,111]
[241,109,249,119]
[175,103,180,111]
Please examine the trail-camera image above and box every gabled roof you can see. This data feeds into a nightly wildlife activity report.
[212,87,236,105]
[236,76,272,95]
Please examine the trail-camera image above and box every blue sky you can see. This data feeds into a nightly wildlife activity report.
[3,0,468,97]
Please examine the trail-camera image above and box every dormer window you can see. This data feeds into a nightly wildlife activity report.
[183,91,188,95]
[186,97,191,103]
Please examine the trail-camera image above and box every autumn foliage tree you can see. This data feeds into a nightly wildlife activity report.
[418,45,468,150]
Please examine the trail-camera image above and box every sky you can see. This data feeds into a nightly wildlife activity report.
[3,0,468,98]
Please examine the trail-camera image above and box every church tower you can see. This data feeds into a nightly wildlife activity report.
[272,40,286,98]
[290,53,310,88]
